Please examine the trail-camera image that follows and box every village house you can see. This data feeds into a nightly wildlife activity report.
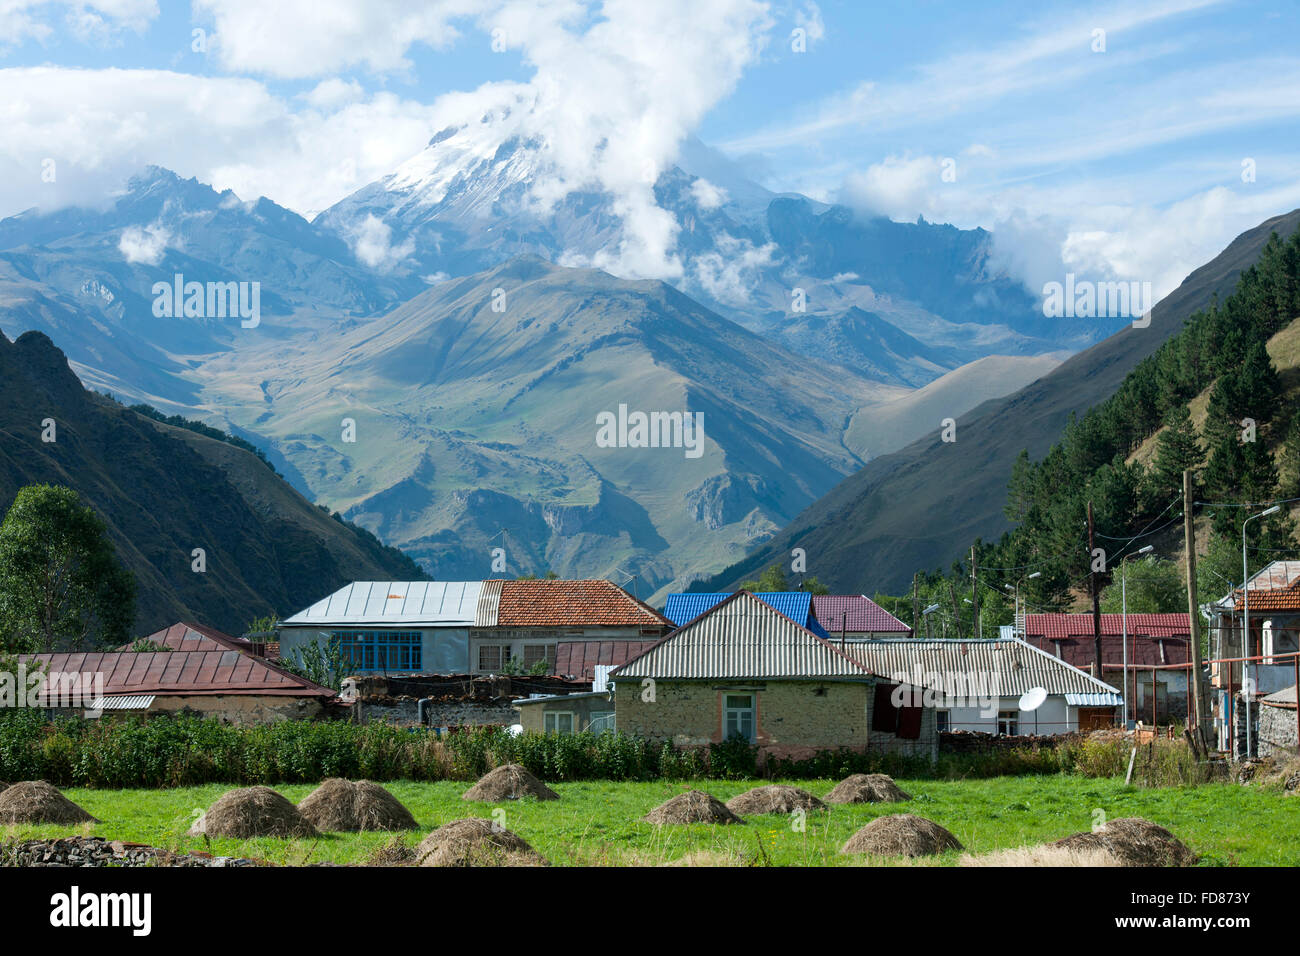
[843,637,1123,735]
[812,594,913,639]
[24,626,336,725]
[1206,562,1300,755]
[610,591,937,763]
[1018,612,1191,725]
[515,690,616,735]
[277,579,671,677]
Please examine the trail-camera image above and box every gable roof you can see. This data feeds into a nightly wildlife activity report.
[612,591,874,681]
[281,581,482,627]
[662,592,831,638]
[812,595,912,634]
[22,651,336,699]
[841,638,1123,699]
[1227,560,1300,611]
[121,621,253,654]
[495,579,671,629]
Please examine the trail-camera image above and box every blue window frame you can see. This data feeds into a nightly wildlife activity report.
[331,631,422,672]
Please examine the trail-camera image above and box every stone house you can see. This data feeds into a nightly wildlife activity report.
[610,590,937,763]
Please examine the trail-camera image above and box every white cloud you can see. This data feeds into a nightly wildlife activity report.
[690,177,727,210]
[0,0,156,46]
[117,221,169,263]
[346,213,414,271]
[193,0,478,79]
[793,1,824,47]
[691,233,777,306]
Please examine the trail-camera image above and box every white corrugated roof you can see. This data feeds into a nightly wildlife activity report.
[841,638,1122,698]
[91,695,155,710]
[611,591,874,680]
[281,581,483,627]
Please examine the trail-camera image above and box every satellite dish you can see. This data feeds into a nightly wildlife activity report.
[1018,687,1048,712]
[507,723,524,737]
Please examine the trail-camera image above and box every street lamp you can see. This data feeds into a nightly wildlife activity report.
[1121,544,1154,729]
[922,602,941,639]
[1004,571,1040,639]
[1242,504,1280,759]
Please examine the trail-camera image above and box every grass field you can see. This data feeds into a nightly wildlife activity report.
[4,775,1297,866]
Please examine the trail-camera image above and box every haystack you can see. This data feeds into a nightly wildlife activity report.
[1052,818,1198,867]
[297,778,417,832]
[0,781,98,825]
[642,789,744,825]
[462,764,559,802]
[725,785,825,815]
[824,773,911,804]
[415,818,548,867]
[190,786,317,839]
[841,814,962,857]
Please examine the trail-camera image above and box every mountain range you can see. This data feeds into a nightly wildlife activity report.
[0,130,1132,602]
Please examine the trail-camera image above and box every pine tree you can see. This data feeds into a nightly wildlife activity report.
[1151,404,1203,495]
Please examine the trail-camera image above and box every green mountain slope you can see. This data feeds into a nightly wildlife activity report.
[0,330,424,636]
[704,208,1300,595]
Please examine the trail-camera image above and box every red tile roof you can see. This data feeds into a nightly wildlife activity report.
[812,595,912,634]
[554,640,661,680]
[23,651,336,698]
[121,621,254,654]
[495,580,672,629]
[1025,613,1190,640]
[1227,561,1300,611]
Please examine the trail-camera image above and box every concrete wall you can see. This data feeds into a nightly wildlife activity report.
[516,694,616,733]
[468,627,653,675]
[941,696,1074,734]
[73,695,326,726]
[612,679,936,761]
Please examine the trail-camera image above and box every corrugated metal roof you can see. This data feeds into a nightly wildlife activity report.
[612,592,874,680]
[554,640,660,681]
[663,592,830,637]
[1064,692,1124,706]
[282,581,482,626]
[840,638,1121,697]
[476,579,503,627]
[812,595,912,634]
[23,652,336,698]
[91,694,156,710]
[1025,613,1190,640]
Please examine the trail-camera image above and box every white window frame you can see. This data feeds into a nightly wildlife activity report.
[478,644,507,672]
[723,693,756,743]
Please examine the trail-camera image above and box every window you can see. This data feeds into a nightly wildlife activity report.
[332,631,421,672]
[589,711,615,733]
[997,710,1019,736]
[935,710,951,733]
[478,644,507,672]
[723,693,756,742]
[544,711,575,734]
[522,643,555,670]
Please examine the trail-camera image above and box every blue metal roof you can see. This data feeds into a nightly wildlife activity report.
[662,592,831,638]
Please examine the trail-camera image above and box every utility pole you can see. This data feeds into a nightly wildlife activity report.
[971,546,980,640]
[912,573,920,639]
[1089,501,1103,679]
[948,580,963,640]
[1183,470,1210,752]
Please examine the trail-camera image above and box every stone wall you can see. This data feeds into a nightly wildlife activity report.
[354,696,520,727]
[1260,702,1299,758]
[940,730,1074,754]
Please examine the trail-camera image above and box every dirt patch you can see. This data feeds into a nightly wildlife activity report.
[725,785,825,815]
[363,835,417,866]
[415,818,548,867]
[841,814,963,857]
[825,773,911,804]
[1052,817,1198,867]
[643,789,744,825]
[0,781,98,825]
[462,764,559,802]
[298,779,418,832]
[191,786,317,839]
[961,844,1121,867]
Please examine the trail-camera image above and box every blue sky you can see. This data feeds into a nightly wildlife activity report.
[2,0,1298,295]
